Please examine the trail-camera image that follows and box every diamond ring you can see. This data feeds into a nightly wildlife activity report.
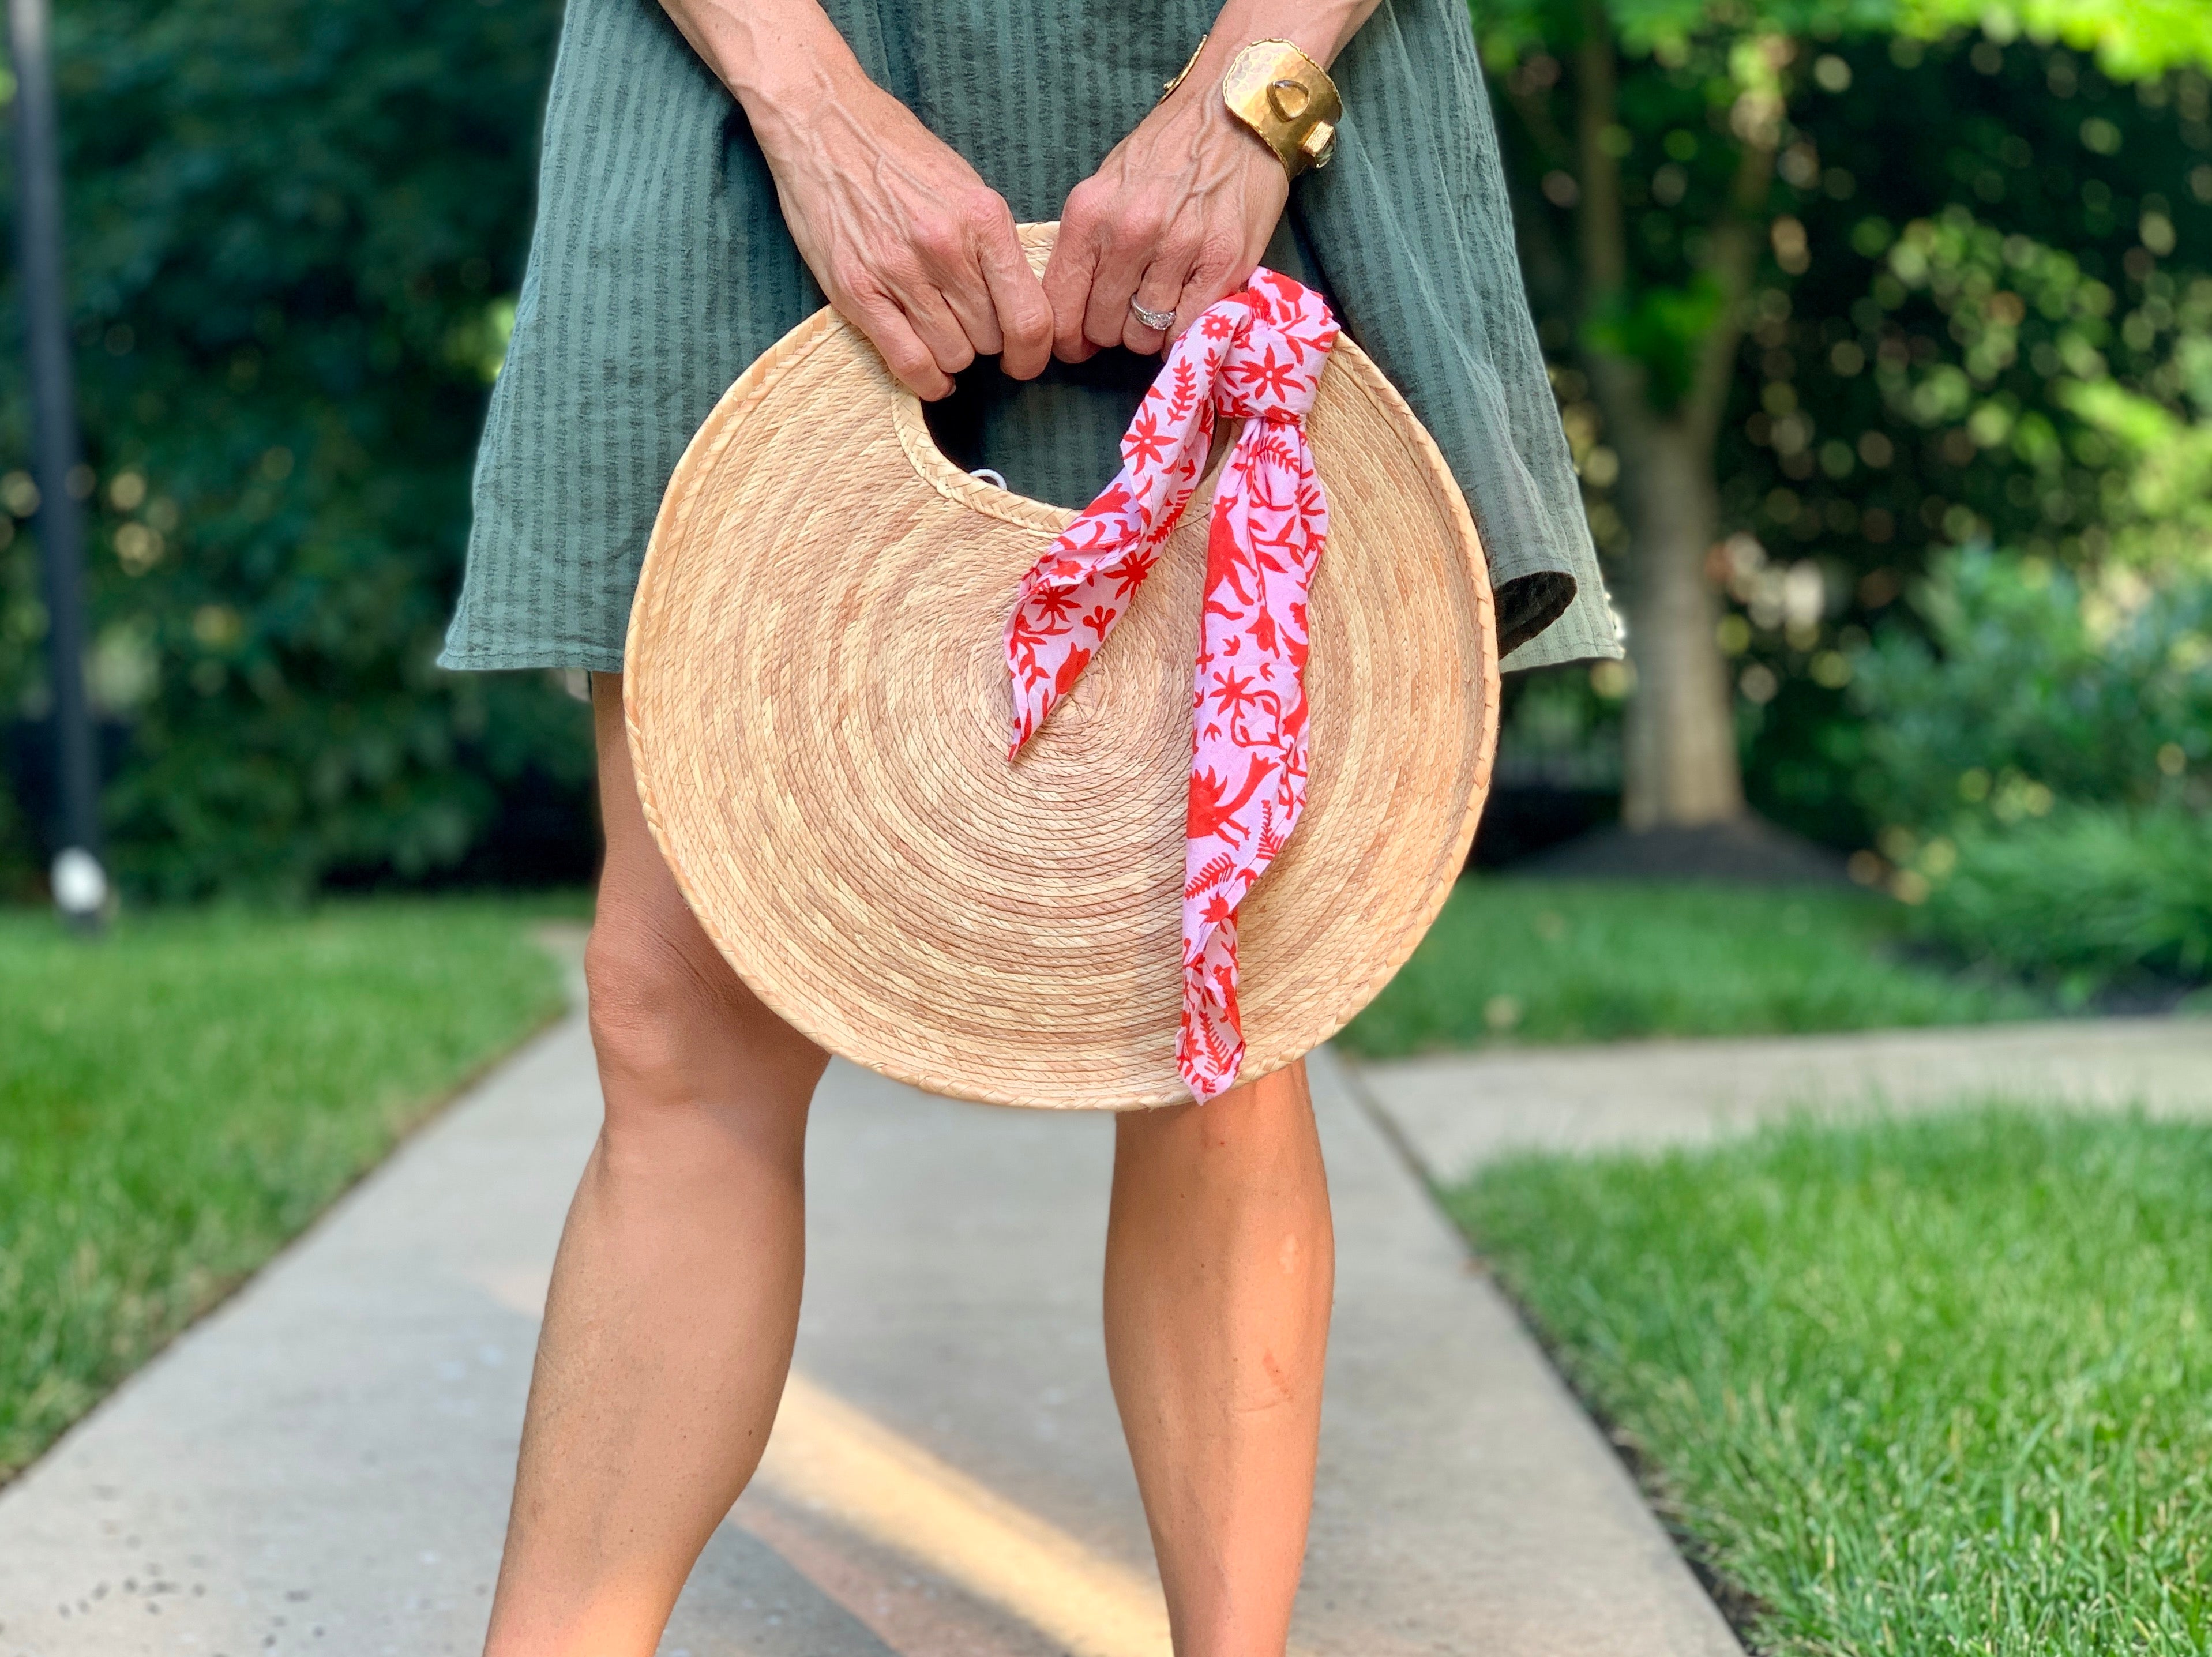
[1129,298,1177,332]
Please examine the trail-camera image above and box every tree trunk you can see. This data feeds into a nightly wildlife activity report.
[1616,420,1743,827]
[1571,9,1771,831]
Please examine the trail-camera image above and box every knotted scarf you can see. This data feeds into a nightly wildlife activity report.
[1005,269,1340,1102]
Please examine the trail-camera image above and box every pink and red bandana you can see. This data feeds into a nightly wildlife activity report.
[1005,269,1339,1102]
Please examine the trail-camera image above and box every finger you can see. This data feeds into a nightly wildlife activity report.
[1043,196,1106,362]
[927,193,1016,361]
[1080,222,1154,354]
[845,288,954,401]
[937,276,1005,362]
[896,280,981,380]
[1166,241,1249,340]
[1122,239,1200,355]
[1118,268,1177,355]
[976,220,1053,380]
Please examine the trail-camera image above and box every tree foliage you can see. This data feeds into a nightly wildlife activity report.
[0,0,589,898]
[1481,0,2212,842]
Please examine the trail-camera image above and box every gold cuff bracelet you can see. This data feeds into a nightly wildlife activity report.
[1220,39,1340,179]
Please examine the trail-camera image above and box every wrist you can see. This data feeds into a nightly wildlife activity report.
[1204,100,1290,187]
[1165,35,1341,183]
[704,5,874,139]
[1193,0,1370,73]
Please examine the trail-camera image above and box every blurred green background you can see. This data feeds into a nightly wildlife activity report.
[0,0,2206,1001]
[0,0,591,903]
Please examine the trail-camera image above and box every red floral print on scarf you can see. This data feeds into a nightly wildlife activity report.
[1005,270,1339,1102]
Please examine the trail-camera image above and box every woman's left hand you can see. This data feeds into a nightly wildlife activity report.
[1043,71,1288,360]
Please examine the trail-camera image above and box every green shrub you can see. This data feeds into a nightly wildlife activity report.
[1850,547,2212,990]
[1851,547,2211,834]
[1912,806,2212,994]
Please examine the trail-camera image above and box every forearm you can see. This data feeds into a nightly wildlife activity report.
[654,0,870,147]
[1180,0,1381,84]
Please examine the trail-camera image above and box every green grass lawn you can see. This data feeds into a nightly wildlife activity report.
[1,900,570,1480]
[1338,878,2037,1057]
[1454,1110,2212,1656]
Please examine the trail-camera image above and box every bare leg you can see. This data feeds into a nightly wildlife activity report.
[484,675,829,1657]
[1105,1062,1335,1656]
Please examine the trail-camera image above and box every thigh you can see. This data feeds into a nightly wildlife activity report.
[585,672,825,1098]
[592,670,696,934]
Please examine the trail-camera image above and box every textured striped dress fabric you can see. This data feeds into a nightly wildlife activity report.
[440,0,1622,675]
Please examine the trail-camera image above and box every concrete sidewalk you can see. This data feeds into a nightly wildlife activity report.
[0,1013,1741,1656]
[1352,1015,2212,1185]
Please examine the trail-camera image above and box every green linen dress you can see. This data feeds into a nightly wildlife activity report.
[440,0,1622,674]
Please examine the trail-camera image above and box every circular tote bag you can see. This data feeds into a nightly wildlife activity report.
[625,224,1499,1110]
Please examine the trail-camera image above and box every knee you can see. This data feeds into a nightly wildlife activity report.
[583,907,825,1125]
[583,915,707,1092]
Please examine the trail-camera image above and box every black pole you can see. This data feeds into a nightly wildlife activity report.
[8,0,105,927]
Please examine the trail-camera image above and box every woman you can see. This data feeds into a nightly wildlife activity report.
[442,0,1619,1650]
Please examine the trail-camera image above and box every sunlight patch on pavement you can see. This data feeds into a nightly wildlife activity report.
[754,1373,1174,1657]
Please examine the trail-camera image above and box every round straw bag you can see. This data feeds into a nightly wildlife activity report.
[625,224,1498,1110]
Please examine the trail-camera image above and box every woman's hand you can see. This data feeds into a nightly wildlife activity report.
[1043,72,1287,361]
[760,74,1055,400]
[1045,2,1377,359]
[660,0,1053,400]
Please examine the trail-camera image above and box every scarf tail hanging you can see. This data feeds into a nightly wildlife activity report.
[1005,270,1339,1102]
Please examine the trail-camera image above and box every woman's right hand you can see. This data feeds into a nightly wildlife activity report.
[659,0,1052,401]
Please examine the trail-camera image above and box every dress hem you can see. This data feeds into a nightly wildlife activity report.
[436,622,1624,678]
[437,643,626,675]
